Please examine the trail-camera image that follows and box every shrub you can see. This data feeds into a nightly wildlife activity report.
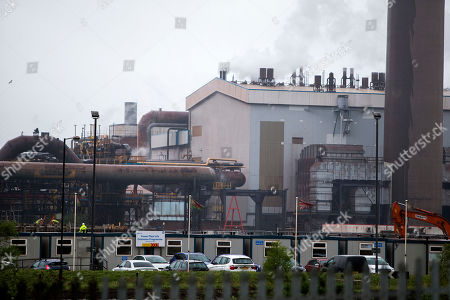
[263,241,293,273]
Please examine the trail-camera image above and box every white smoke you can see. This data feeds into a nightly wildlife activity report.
[231,0,450,88]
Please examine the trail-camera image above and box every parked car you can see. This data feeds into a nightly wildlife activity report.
[208,255,258,272]
[168,260,209,271]
[304,258,328,272]
[169,252,211,265]
[133,255,169,271]
[323,255,369,273]
[30,259,70,270]
[364,256,395,274]
[290,259,306,272]
[112,260,159,271]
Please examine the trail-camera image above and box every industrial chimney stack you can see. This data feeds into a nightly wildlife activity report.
[384,0,445,215]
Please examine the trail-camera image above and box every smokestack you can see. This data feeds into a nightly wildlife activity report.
[124,102,137,125]
[341,67,347,88]
[385,0,444,214]
[349,68,355,88]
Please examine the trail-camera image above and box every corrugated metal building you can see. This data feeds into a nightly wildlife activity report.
[186,78,450,229]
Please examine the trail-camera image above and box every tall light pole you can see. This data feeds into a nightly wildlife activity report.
[373,112,381,273]
[187,195,192,272]
[404,199,408,268]
[294,197,298,269]
[60,136,80,281]
[73,192,78,271]
[90,111,99,270]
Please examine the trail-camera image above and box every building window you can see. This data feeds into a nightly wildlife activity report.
[359,243,374,255]
[56,239,72,255]
[429,245,443,262]
[166,240,182,256]
[10,239,27,256]
[312,242,327,258]
[264,241,278,257]
[192,126,202,137]
[216,240,231,256]
[292,137,304,144]
[116,239,132,256]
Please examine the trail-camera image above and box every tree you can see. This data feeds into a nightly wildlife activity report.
[263,241,293,273]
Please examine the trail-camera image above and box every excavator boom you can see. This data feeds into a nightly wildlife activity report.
[392,201,450,239]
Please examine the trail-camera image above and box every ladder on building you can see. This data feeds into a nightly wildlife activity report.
[223,196,244,232]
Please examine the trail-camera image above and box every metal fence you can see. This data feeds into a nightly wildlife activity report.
[87,261,450,300]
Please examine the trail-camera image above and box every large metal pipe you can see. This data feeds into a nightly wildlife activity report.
[0,135,81,163]
[0,161,246,187]
[0,161,216,184]
[137,111,189,150]
[384,0,445,213]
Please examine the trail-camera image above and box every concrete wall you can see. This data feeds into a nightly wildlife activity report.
[203,238,244,258]
[346,240,386,258]
[298,239,339,266]
[251,238,291,266]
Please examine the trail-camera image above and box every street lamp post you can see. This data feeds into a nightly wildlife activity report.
[294,197,298,269]
[90,111,99,270]
[59,136,80,281]
[73,192,77,271]
[373,112,381,273]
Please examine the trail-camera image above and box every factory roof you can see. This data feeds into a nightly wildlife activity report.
[186,77,450,110]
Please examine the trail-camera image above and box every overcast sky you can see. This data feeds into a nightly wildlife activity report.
[0,0,449,147]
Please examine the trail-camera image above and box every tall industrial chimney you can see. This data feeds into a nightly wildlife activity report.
[124,102,137,125]
[384,0,445,214]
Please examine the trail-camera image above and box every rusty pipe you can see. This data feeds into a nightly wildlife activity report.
[0,161,246,187]
[0,136,81,163]
[0,161,216,184]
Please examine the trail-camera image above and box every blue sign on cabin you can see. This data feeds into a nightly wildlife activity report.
[255,240,264,245]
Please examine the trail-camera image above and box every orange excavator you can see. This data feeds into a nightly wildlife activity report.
[392,201,450,239]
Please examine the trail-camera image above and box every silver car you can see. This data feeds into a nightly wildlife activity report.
[133,255,169,271]
[208,255,258,272]
[112,260,159,271]
[364,256,395,273]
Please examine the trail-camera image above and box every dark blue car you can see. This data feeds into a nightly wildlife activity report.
[30,259,70,270]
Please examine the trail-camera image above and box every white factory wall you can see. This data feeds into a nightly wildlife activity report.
[188,81,450,223]
[189,92,253,225]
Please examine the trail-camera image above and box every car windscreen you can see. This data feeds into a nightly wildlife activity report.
[189,254,210,262]
[346,257,367,272]
[366,257,388,265]
[189,262,207,270]
[146,257,167,263]
[232,258,253,264]
[134,262,153,268]
[49,261,67,266]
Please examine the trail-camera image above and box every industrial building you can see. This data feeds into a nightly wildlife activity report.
[187,74,450,231]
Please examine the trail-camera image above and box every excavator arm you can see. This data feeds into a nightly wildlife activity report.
[392,201,450,239]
